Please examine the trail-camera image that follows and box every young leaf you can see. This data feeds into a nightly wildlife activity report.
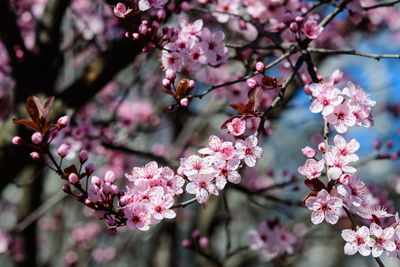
[12,119,40,131]
[26,96,42,125]
[176,78,190,99]
[43,96,55,123]
[304,178,326,191]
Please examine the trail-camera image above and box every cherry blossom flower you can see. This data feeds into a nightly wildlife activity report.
[212,0,240,23]
[180,155,215,177]
[302,19,323,39]
[138,0,168,11]
[235,135,263,167]
[332,134,360,161]
[337,174,368,207]
[342,82,376,107]
[186,173,219,203]
[161,167,185,196]
[113,3,132,18]
[305,189,343,224]
[180,19,203,36]
[124,203,151,231]
[324,149,357,180]
[227,118,246,136]
[213,158,241,190]
[161,44,183,72]
[149,192,176,221]
[298,159,324,179]
[341,226,373,256]
[369,222,396,257]
[324,102,356,133]
[309,81,343,116]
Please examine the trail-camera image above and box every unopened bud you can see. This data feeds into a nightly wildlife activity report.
[85,162,95,175]
[188,80,195,89]
[180,97,189,107]
[30,152,40,160]
[31,132,43,144]
[68,173,79,184]
[57,116,70,128]
[79,150,89,163]
[182,239,192,248]
[12,136,23,146]
[57,143,70,158]
[289,22,298,32]
[255,62,265,73]
[246,78,258,88]
[162,78,171,88]
[62,184,71,194]
[166,69,176,81]
[104,170,116,184]
[199,237,209,248]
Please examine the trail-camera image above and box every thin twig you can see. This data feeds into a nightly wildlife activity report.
[308,47,400,61]
[364,0,400,10]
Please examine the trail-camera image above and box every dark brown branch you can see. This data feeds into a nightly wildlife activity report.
[364,0,400,10]
[308,47,400,61]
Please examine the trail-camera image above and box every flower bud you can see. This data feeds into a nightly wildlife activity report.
[12,136,23,146]
[182,239,192,248]
[373,139,381,149]
[289,22,298,32]
[166,69,176,81]
[157,9,166,20]
[180,97,189,107]
[31,132,43,144]
[58,144,70,158]
[192,229,200,239]
[111,185,119,195]
[302,146,317,158]
[255,62,265,73]
[132,33,140,40]
[79,150,89,163]
[103,182,112,194]
[387,140,394,149]
[318,142,326,153]
[188,80,195,89]
[91,176,101,186]
[57,116,70,128]
[76,193,85,202]
[199,237,209,248]
[88,185,100,203]
[295,16,303,24]
[85,162,95,175]
[181,1,190,11]
[30,152,40,160]
[138,24,148,35]
[283,12,292,25]
[84,199,91,206]
[68,173,79,184]
[246,78,258,88]
[162,78,171,88]
[152,21,160,30]
[62,184,71,194]
[105,170,116,184]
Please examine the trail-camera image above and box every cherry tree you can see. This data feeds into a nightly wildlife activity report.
[1,0,400,266]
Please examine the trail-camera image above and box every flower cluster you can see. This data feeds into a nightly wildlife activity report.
[310,79,375,133]
[161,18,229,73]
[248,219,307,261]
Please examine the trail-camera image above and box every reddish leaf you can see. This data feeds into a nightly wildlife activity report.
[248,86,263,113]
[221,115,246,129]
[62,164,78,179]
[304,178,326,192]
[371,214,382,226]
[229,104,245,113]
[43,96,55,123]
[261,75,278,87]
[12,119,40,131]
[175,78,190,99]
[26,96,43,125]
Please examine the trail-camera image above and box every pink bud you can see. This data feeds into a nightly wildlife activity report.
[289,22,298,32]
[79,150,89,163]
[182,239,192,248]
[295,16,303,24]
[103,182,112,194]
[188,80,195,89]
[181,1,190,11]
[125,32,130,38]
[62,184,71,194]
[373,139,381,149]
[246,78,258,88]
[318,142,326,153]
[283,12,292,25]
[132,33,140,39]
[57,144,70,158]
[88,185,100,203]
[302,146,317,158]
[31,132,43,144]
[162,78,171,88]
[255,62,265,73]
[199,237,209,248]
[180,97,189,107]
[111,185,119,195]
[68,173,79,184]
[84,199,91,206]
[266,169,274,177]
[166,69,176,81]
[57,116,70,128]
[281,169,288,176]
[152,21,159,30]
[192,229,200,239]
[142,20,148,25]
[85,163,95,175]
[119,195,129,206]
[12,136,23,146]
[339,174,351,185]
[91,176,101,186]
[390,152,398,160]
[104,170,116,184]
[387,140,394,148]
[30,152,40,160]
[157,9,166,20]
[138,24,148,35]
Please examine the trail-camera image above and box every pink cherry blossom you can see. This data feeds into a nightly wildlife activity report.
[341,226,373,256]
[305,189,343,224]
[332,134,360,161]
[226,118,246,136]
[180,155,215,177]
[214,158,241,190]
[301,146,317,158]
[369,223,396,257]
[309,81,343,116]
[324,148,357,180]
[149,192,176,221]
[342,81,376,107]
[113,3,132,18]
[298,159,324,179]
[324,102,357,133]
[235,135,263,167]
[302,19,323,39]
[124,203,151,231]
[186,173,219,203]
[337,174,368,207]
[138,0,168,11]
